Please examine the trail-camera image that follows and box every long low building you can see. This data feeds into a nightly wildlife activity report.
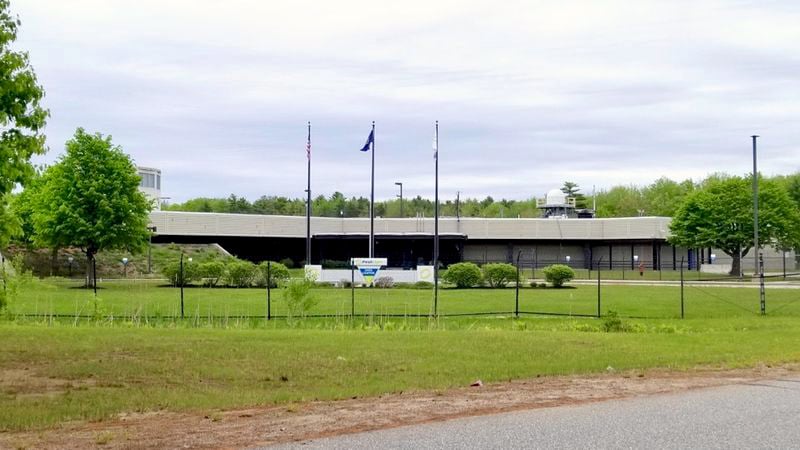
[149,211,723,270]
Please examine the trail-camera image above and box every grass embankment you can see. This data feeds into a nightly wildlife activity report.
[10,278,800,320]
[2,318,800,431]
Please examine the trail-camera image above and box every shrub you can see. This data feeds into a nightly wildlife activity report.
[256,261,290,288]
[283,278,318,323]
[225,260,257,288]
[374,277,394,288]
[279,258,294,269]
[161,260,200,286]
[321,259,350,269]
[339,278,353,288]
[482,263,518,288]
[198,261,226,287]
[441,262,482,288]
[542,264,575,288]
[601,311,631,332]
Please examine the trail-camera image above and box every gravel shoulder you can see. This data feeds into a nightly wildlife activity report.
[2,365,797,449]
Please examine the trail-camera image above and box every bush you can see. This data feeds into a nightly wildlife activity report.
[542,264,575,288]
[374,277,394,288]
[256,261,290,288]
[339,278,353,288]
[482,263,518,288]
[225,260,257,287]
[283,278,318,323]
[161,260,200,286]
[198,261,226,287]
[441,262,482,288]
[602,311,631,332]
[321,259,350,269]
[279,258,294,269]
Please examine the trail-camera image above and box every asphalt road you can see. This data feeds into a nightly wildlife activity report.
[272,377,800,449]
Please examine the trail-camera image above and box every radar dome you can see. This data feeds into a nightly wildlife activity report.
[545,189,567,206]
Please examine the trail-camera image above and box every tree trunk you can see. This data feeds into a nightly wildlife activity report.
[85,251,96,289]
[730,253,741,277]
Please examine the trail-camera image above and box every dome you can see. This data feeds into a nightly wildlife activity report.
[545,189,567,206]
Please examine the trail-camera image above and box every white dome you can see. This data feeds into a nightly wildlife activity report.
[545,189,567,206]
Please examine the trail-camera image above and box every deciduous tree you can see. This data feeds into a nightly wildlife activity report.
[669,176,800,275]
[0,0,48,246]
[31,129,151,286]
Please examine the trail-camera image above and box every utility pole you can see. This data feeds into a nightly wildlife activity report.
[752,135,759,275]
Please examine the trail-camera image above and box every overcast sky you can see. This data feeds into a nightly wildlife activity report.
[11,0,800,203]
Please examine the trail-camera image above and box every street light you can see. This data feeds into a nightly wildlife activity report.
[68,256,74,278]
[395,182,403,217]
[147,226,157,274]
[565,255,571,265]
[121,257,129,278]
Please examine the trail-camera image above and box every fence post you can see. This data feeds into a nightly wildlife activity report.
[93,257,97,297]
[680,257,685,319]
[759,253,766,315]
[179,253,185,319]
[266,261,271,321]
[515,251,521,318]
[597,257,602,318]
[351,261,355,318]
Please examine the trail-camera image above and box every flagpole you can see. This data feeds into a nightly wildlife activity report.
[370,121,375,258]
[306,121,312,266]
[434,121,439,317]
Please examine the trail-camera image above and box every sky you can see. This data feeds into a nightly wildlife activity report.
[10,0,800,203]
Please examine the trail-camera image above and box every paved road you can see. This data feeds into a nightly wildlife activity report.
[272,377,800,449]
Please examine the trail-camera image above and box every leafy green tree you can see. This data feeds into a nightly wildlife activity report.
[669,175,800,275]
[594,185,646,217]
[0,0,48,246]
[31,129,151,286]
[642,177,694,217]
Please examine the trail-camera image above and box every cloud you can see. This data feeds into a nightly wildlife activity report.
[11,0,800,202]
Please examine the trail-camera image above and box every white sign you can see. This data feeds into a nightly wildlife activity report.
[351,258,388,286]
[417,265,434,283]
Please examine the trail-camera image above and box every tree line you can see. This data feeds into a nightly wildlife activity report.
[162,174,800,220]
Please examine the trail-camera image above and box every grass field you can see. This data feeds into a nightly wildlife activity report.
[3,278,800,432]
[3,317,800,431]
[8,277,800,320]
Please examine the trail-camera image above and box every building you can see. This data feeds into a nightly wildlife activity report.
[137,166,162,210]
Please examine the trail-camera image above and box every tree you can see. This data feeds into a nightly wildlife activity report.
[669,175,800,276]
[31,129,152,286]
[561,181,587,209]
[0,0,48,246]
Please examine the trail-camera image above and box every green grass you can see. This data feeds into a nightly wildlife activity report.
[2,318,800,431]
[8,278,800,320]
[3,278,800,431]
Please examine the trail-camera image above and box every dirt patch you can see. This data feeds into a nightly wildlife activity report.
[2,365,797,449]
[0,368,95,399]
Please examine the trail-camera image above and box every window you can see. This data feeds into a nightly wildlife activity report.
[139,173,156,188]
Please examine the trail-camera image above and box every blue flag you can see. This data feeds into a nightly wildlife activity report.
[360,130,374,152]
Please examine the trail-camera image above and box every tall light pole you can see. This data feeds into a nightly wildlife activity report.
[752,135,759,275]
[395,182,403,217]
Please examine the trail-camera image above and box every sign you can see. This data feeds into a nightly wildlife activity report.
[351,258,388,286]
[417,265,434,283]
